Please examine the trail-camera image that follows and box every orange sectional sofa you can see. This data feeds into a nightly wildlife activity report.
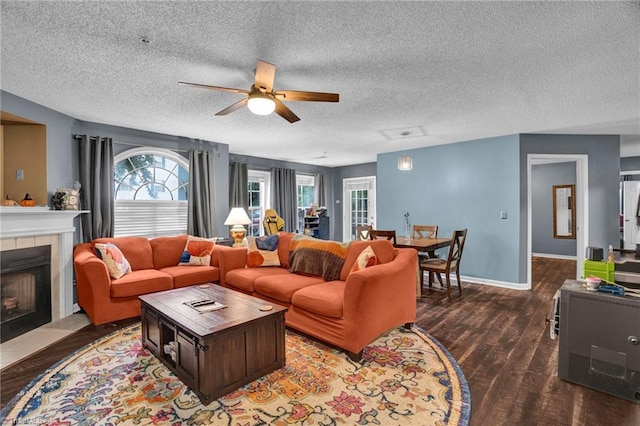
[218,232,417,360]
[73,235,231,325]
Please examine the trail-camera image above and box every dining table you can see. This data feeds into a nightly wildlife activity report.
[393,236,453,297]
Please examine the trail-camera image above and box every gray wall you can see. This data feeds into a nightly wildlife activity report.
[377,135,521,285]
[520,134,620,282]
[531,162,577,256]
[621,156,640,172]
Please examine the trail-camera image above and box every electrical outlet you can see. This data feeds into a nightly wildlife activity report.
[16,169,24,181]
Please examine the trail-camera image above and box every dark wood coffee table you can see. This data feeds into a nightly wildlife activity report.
[139,284,287,403]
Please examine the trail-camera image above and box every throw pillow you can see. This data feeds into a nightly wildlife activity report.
[94,242,132,279]
[247,236,281,268]
[179,236,216,266]
[350,245,378,273]
[256,234,279,251]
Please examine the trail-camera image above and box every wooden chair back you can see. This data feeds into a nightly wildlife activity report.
[369,229,397,245]
[412,225,438,239]
[356,225,373,240]
[444,229,468,270]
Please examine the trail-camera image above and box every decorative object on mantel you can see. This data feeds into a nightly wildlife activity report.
[1,196,18,206]
[20,193,36,207]
[51,188,80,210]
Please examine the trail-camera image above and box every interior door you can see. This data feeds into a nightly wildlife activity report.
[343,177,376,241]
[622,181,640,250]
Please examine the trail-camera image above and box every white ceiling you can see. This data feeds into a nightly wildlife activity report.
[1,1,638,167]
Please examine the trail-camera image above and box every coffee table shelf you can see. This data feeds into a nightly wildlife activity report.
[140,285,287,403]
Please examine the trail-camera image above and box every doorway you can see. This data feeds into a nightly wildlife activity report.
[621,173,640,250]
[527,154,588,288]
[342,176,376,241]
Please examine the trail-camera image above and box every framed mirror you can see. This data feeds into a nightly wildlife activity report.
[553,184,576,239]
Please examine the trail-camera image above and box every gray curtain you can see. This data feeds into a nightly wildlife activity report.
[271,167,298,232]
[229,162,248,209]
[314,172,327,208]
[77,135,114,242]
[188,149,216,237]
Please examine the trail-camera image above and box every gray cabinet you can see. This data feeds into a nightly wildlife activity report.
[558,280,640,403]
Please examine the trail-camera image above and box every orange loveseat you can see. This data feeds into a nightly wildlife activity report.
[218,232,417,360]
[73,235,231,325]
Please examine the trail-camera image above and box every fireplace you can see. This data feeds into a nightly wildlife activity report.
[1,245,51,342]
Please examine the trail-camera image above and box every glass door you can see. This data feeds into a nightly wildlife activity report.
[343,176,376,241]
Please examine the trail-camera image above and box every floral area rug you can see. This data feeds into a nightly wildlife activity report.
[1,324,470,425]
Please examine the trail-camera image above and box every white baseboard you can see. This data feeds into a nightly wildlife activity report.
[532,253,577,260]
[435,273,529,290]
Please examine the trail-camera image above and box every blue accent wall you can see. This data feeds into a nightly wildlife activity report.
[377,134,521,284]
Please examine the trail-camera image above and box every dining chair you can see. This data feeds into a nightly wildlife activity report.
[419,229,467,301]
[369,229,397,245]
[356,225,373,240]
[412,224,441,285]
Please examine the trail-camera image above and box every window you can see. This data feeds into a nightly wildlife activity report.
[247,170,271,236]
[114,147,188,237]
[297,174,315,232]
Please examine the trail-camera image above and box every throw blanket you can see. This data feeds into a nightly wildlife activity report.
[289,235,349,281]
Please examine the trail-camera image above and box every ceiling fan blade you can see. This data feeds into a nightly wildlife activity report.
[215,98,248,116]
[274,99,300,123]
[254,60,276,92]
[178,81,248,95]
[275,90,339,102]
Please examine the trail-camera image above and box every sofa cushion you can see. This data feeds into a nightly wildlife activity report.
[291,281,345,318]
[289,237,349,281]
[179,235,216,266]
[93,237,155,271]
[109,269,173,298]
[94,242,132,279]
[150,234,188,269]
[254,273,325,303]
[277,232,295,268]
[159,265,219,288]
[340,240,395,281]
[247,236,280,267]
[350,245,377,274]
[225,267,290,293]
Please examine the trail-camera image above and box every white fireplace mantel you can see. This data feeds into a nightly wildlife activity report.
[1,206,89,319]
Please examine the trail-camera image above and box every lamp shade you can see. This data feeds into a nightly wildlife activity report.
[398,156,413,171]
[247,94,276,115]
[224,207,252,226]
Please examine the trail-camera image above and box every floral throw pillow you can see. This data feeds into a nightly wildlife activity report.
[179,236,216,266]
[247,235,281,268]
[94,243,132,279]
[350,245,378,274]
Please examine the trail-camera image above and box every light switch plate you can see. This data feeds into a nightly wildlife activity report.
[500,211,507,219]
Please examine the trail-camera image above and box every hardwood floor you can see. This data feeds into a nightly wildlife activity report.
[2,257,639,425]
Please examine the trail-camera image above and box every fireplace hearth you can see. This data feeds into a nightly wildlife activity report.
[1,245,51,343]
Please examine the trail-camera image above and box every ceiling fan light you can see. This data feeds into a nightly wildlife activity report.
[247,95,276,115]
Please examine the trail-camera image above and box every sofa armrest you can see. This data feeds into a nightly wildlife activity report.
[73,243,113,312]
[342,248,417,346]
[217,246,249,286]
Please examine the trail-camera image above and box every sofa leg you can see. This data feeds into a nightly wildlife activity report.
[402,322,413,331]
[347,350,363,362]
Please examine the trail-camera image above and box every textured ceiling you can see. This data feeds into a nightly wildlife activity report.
[1,1,638,167]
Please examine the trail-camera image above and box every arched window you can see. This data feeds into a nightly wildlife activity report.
[113,147,189,237]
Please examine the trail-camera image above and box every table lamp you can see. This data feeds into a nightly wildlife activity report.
[224,207,252,247]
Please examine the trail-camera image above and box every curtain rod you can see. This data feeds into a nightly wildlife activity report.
[73,134,190,153]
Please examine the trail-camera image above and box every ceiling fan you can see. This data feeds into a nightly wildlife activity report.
[178,60,339,123]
